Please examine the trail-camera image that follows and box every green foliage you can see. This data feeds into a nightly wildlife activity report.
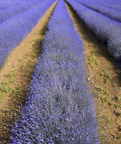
[100,69,111,84]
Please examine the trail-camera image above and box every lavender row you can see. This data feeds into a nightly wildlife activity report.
[94,0,121,10]
[9,0,98,143]
[76,0,121,10]
[0,0,40,10]
[76,0,121,22]
[0,0,23,10]
[0,0,55,68]
[0,0,43,24]
[66,0,121,60]
[0,0,31,8]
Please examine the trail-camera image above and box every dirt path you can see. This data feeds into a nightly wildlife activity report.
[0,2,57,143]
[66,3,121,144]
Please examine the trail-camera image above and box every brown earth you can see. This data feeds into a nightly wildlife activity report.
[0,2,57,144]
[66,2,121,144]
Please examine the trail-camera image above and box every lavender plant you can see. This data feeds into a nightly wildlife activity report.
[66,0,121,60]
[76,0,121,22]
[0,0,46,24]
[76,0,121,10]
[9,0,99,143]
[0,0,31,9]
[0,0,55,68]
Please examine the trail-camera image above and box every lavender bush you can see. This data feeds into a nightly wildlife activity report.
[0,0,43,24]
[76,0,121,10]
[76,0,121,22]
[0,0,23,9]
[9,0,99,143]
[0,0,55,68]
[66,0,121,60]
[0,0,31,9]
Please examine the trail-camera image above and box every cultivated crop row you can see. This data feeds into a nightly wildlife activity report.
[76,0,121,22]
[0,0,55,68]
[0,0,31,10]
[0,0,44,24]
[76,0,121,10]
[66,0,121,60]
[9,0,98,143]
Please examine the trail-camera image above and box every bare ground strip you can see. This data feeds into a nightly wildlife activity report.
[0,2,57,144]
[66,2,121,144]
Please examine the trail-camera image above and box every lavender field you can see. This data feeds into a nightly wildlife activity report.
[0,0,121,144]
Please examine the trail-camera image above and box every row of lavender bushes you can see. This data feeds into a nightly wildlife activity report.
[0,0,43,24]
[0,0,26,10]
[9,0,99,143]
[76,0,121,22]
[0,0,55,68]
[79,0,121,10]
[66,0,121,60]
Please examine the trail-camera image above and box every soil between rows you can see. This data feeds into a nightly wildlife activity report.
[66,2,121,144]
[0,2,57,144]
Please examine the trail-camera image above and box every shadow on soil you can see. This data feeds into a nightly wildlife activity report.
[66,2,121,87]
